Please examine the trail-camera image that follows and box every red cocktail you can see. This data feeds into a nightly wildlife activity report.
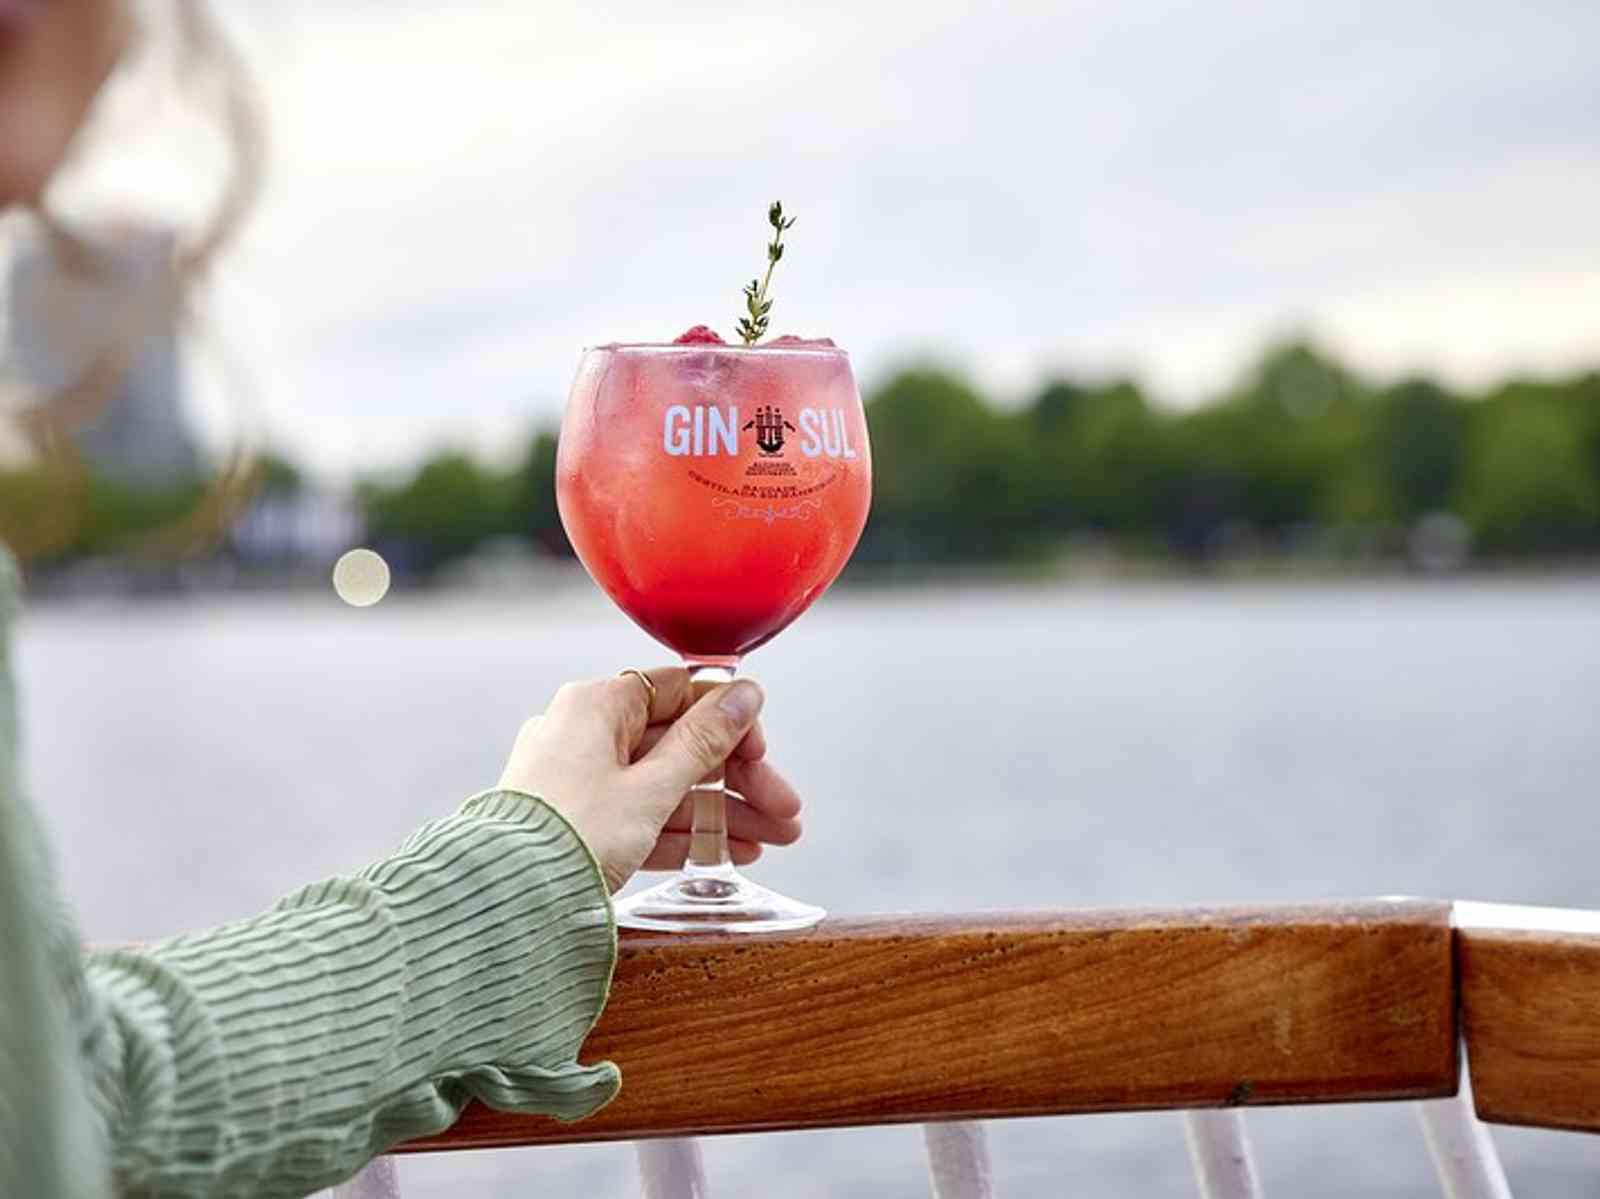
[557,341,871,930]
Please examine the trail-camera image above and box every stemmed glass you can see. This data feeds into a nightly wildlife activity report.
[556,341,871,932]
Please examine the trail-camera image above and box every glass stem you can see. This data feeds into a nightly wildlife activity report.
[683,659,738,874]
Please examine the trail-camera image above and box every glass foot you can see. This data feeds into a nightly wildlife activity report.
[615,865,825,933]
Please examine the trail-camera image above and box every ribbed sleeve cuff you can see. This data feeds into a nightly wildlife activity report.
[83,790,618,1198]
[442,788,620,1117]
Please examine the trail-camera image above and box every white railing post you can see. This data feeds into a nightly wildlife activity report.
[332,1156,402,1199]
[1183,1109,1262,1199]
[923,1121,994,1199]
[636,1137,709,1199]
[1417,1049,1512,1199]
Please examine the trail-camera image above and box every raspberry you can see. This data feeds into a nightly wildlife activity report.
[767,335,837,347]
[673,325,726,345]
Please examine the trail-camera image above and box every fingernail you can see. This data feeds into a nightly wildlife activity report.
[718,680,762,725]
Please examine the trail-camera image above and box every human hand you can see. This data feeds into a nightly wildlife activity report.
[497,667,803,892]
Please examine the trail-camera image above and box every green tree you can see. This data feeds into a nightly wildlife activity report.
[1462,387,1600,554]
[1234,341,1371,531]
[362,451,516,568]
[507,430,570,555]
[1155,342,1382,557]
[859,368,1037,564]
[1026,377,1159,533]
[1376,378,1464,518]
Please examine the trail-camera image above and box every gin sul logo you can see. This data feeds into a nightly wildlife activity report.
[744,405,795,456]
[662,405,859,460]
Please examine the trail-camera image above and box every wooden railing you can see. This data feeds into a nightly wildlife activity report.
[1456,901,1600,1133]
[330,899,1600,1198]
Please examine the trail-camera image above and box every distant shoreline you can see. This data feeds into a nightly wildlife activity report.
[20,551,1600,607]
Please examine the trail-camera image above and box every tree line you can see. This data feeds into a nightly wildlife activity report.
[5,340,1600,574]
[360,340,1600,573]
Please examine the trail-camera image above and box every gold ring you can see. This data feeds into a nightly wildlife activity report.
[617,668,657,706]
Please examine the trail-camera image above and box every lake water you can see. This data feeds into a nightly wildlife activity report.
[14,573,1600,1197]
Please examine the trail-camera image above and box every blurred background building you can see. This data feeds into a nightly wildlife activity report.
[2,223,365,578]
[5,223,198,487]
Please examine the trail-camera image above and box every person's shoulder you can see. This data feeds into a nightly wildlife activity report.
[0,542,18,624]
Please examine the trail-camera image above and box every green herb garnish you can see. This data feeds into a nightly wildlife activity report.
[737,201,796,345]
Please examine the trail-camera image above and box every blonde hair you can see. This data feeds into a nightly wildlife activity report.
[3,0,265,562]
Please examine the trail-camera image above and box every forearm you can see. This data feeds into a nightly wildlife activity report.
[83,790,618,1199]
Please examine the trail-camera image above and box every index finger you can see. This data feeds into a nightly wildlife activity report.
[608,667,769,760]
[734,719,767,761]
[613,665,695,723]
[600,665,696,758]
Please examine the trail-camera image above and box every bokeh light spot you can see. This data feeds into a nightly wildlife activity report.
[332,548,391,607]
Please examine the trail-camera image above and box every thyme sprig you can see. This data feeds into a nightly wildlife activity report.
[736,201,796,345]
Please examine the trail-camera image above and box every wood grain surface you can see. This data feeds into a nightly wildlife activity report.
[401,901,1454,1151]
[1461,927,1600,1131]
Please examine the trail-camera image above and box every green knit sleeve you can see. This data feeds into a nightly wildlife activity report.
[81,789,619,1199]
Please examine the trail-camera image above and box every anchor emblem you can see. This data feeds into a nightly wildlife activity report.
[742,405,797,456]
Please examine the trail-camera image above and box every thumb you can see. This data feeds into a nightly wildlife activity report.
[637,680,764,801]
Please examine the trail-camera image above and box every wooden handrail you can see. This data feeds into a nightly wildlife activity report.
[1458,903,1600,1133]
[399,900,1455,1152]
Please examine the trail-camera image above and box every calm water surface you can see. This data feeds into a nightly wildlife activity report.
[16,575,1600,1197]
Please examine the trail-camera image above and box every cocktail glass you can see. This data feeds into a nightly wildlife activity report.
[557,341,871,932]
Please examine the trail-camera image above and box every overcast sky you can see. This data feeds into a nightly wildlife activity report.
[42,0,1600,477]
